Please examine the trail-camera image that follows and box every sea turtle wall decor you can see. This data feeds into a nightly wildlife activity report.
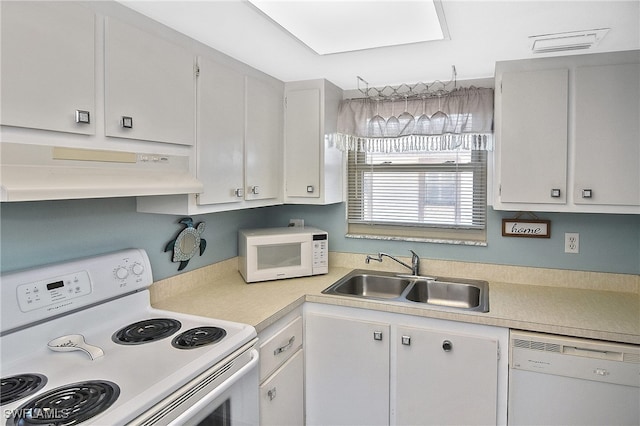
[164,217,207,271]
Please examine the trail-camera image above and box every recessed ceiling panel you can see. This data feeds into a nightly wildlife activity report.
[248,0,446,55]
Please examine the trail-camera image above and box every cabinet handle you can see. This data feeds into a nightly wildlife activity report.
[306,185,315,193]
[373,331,383,341]
[582,189,593,199]
[250,186,260,195]
[550,188,561,198]
[121,116,133,128]
[267,387,277,401]
[75,110,90,124]
[273,336,295,355]
[442,340,453,352]
[234,188,244,198]
[401,335,411,346]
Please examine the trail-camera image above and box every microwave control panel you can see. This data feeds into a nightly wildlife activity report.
[312,233,329,275]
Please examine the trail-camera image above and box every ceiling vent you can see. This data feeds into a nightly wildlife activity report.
[529,28,610,54]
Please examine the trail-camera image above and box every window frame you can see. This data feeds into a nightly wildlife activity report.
[346,148,488,245]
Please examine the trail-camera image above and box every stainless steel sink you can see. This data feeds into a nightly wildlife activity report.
[322,269,489,312]
[405,278,484,309]
[330,273,411,299]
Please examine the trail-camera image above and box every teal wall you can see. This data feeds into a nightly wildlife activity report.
[264,203,640,275]
[0,198,272,280]
[1,198,639,280]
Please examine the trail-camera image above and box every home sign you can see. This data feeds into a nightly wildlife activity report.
[501,219,551,238]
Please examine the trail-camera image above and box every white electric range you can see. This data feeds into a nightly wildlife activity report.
[0,249,259,425]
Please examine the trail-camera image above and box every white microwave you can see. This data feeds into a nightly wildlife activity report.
[238,227,328,283]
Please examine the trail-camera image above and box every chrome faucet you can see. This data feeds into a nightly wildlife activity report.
[365,250,420,276]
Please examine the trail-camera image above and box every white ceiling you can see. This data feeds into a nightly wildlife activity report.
[119,0,640,90]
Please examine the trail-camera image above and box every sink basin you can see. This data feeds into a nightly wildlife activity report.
[322,270,489,312]
[405,279,484,309]
[330,273,410,299]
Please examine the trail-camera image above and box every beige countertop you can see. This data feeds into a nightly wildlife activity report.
[151,255,640,345]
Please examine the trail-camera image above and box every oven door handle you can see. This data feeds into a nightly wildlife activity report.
[171,348,259,425]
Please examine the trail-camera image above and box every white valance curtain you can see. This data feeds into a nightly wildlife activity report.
[336,87,494,152]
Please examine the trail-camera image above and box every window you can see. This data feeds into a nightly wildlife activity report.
[337,87,493,244]
[347,148,487,244]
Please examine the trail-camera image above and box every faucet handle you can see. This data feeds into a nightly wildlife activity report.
[409,250,420,275]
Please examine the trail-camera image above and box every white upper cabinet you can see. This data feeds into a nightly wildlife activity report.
[245,77,283,202]
[494,51,640,214]
[573,63,640,207]
[196,57,245,206]
[1,1,95,135]
[498,69,568,205]
[104,17,196,146]
[137,72,284,214]
[285,88,321,197]
[284,80,344,205]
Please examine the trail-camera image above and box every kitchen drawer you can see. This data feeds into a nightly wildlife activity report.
[260,349,304,426]
[259,316,302,382]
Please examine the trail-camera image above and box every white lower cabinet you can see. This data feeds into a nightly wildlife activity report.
[260,350,304,426]
[258,312,304,425]
[394,325,498,425]
[305,313,390,425]
[305,303,508,426]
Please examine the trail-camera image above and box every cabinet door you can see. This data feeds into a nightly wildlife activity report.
[574,63,640,206]
[1,1,95,135]
[285,88,321,198]
[105,17,195,145]
[245,77,282,201]
[196,57,245,205]
[260,349,304,426]
[305,313,389,426]
[394,326,498,425]
[499,69,568,204]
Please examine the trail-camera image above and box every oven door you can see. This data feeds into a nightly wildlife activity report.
[129,344,259,426]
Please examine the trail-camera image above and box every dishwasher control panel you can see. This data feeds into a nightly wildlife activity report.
[510,330,640,387]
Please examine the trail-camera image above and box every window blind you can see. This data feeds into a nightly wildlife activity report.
[347,149,487,242]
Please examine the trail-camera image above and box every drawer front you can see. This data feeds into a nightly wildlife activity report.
[259,316,303,382]
[260,349,304,426]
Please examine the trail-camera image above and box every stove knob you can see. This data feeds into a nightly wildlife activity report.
[115,267,129,280]
[131,262,144,276]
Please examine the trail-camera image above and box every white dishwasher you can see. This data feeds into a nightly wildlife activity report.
[508,330,640,425]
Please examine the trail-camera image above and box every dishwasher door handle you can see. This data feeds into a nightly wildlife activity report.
[564,346,622,361]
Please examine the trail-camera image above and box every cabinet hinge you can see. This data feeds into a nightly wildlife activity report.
[498,184,502,196]
[195,63,200,78]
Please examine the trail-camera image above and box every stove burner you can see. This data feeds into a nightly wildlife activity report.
[112,318,181,345]
[6,380,119,426]
[171,327,227,349]
[1,374,47,405]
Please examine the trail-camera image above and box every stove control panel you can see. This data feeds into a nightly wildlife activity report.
[17,270,92,313]
[2,249,153,334]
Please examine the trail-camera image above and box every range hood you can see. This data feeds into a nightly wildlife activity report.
[1,143,203,202]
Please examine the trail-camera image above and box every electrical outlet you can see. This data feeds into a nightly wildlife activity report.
[289,218,304,227]
[565,233,580,254]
